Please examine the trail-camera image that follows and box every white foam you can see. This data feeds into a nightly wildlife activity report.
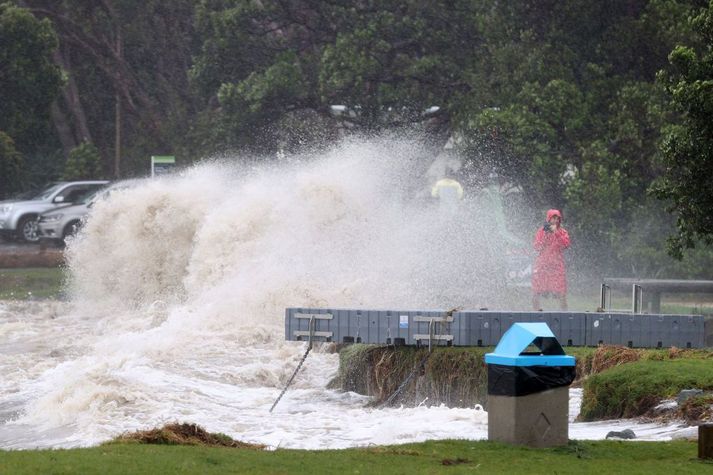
[0,139,694,449]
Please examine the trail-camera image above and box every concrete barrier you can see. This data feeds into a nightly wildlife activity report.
[285,308,707,348]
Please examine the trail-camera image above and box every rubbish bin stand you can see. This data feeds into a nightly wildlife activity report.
[484,322,576,448]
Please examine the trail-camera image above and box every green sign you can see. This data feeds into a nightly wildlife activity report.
[151,155,175,177]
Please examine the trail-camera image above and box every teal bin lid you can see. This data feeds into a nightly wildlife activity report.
[484,322,576,367]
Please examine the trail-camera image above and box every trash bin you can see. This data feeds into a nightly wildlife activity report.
[484,322,576,447]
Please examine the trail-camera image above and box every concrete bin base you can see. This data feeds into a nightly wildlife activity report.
[487,386,569,447]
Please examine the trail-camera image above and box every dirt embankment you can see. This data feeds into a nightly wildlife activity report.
[0,244,63,268]
[328,345,488,408]
[111,423,265,449]
[330,344,713,423]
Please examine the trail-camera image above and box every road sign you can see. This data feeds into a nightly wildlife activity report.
[151,155,175,177]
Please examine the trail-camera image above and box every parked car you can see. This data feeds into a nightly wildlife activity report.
[0,181,109,243]
[36,200,92,246]
[37,179,143,246]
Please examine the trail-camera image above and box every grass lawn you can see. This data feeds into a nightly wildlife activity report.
[0,439,709,475]
[0,267,66,299]
[580,357,713,420]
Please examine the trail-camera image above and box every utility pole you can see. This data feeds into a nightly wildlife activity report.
[114,27,122,179]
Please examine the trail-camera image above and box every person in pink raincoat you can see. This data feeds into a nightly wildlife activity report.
[532,209,570,310]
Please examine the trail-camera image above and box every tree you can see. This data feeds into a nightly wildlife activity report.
[0,2,63,152]
[0,131,24,199]
[62,141,104,180]
[455,0,700,202]
[27,0,198,176]
[654,1,713,258]
[190,0,480,153]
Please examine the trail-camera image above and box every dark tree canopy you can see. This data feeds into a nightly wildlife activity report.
[0,3,63,151]
[654,2,713,257]
[4,0,713,272]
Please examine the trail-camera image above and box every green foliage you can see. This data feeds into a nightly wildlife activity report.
[653,2,713,258]
[613,198,713,277]
[0,131,24,199]
[445,0,712,271]
[5,0,713,275]
[580,358,713,420]
[215,51,311,151]
[0,3,63,151]
[62,141,104,180]
[191,0,279,100]
[24,0,199,177]
[562,146,624,270]
[191,0,480,150]
[317,2,473,128]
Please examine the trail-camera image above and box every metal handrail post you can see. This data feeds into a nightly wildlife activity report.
[632,284,643,314]
[600,283,610,310]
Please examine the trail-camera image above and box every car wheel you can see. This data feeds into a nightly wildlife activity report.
[63,221,81,239]
[17,216,40,243]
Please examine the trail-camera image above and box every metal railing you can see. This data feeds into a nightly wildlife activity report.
[599,283,611,311]
[600,282,644,313]
[632,284,643,314]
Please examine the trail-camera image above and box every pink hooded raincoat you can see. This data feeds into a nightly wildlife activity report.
[532,209,570,295]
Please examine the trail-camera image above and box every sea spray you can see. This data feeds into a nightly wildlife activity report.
[67,137,507,321]
[1,137,692,449]
[4,137,508,447]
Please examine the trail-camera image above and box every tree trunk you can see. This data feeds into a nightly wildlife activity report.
[49,102,76,158]
[114,29,122,179]
[52,49,94,146]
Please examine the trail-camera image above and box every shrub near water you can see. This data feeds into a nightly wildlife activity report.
[579,359,713,421]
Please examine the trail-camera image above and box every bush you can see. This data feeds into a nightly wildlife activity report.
[579,358,713,420]
[63,141,104,180]
[0,131,23,199]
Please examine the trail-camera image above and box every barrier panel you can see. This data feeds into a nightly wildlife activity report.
[285,308,706,348]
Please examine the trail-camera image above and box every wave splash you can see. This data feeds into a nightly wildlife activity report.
[2,138,515,448]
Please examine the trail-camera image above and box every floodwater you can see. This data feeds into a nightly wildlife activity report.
[0,139,696,449]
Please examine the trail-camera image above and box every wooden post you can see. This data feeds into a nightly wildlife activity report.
[114,28,122,179]
[700,423,713,459]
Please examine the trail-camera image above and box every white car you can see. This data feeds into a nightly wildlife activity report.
[36,179,144,246]
[36,201,92,245]
[0,181,109,243]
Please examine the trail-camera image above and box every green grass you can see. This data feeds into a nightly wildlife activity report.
[580,358,713,420]
[0,439,708,474]
[0,267,66,299]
